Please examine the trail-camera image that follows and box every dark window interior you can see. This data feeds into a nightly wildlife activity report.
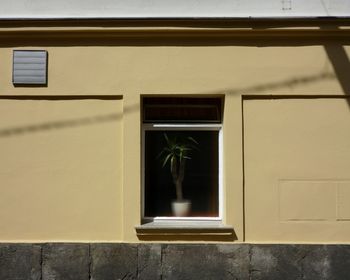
[144,130,219,217]
[142,96,223,218]
[143,97,223,123]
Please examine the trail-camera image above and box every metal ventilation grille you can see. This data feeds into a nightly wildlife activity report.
[13,50,48,85]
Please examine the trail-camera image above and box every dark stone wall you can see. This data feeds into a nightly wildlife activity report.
[0,243,349,279]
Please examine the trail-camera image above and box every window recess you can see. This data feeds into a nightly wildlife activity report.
[141,96,224,224]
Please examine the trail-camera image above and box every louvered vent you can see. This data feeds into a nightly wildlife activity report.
[13,50,48,85]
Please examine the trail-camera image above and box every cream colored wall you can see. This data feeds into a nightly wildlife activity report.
[244,98,350,243]
[0,45,344,96]
[0,99,123,241]
[0,40,349,242]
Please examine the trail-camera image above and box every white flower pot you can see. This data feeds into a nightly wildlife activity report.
[171,200,191,217]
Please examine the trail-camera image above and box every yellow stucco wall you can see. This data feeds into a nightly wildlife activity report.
[244,98,350,243]
[0,26,349,242]
[0,98,123,241]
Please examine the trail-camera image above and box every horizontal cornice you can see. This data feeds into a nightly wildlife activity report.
[0,18,350,40]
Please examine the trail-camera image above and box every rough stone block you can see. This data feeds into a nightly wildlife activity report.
[216,244,250,279]
[42,243,89,280]
[300,245,331,280]
[0,243,41,280]
[91,243,138,280]
[1,242,350,280]
[250,245,305,280]
[138,244,162,280]
[328,245,350,280]
[162,244,249,280]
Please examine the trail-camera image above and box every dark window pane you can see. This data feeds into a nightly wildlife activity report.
[144,130,219,217]
[143,97,223,123]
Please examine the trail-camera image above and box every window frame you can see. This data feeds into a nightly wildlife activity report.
[141,123,223,223]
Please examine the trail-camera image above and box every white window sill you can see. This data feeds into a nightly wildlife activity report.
[135,221,234,236]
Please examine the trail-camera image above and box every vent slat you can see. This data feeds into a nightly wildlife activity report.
[14,58,46,64]
[14,70,46,76]
[14,52,47,58]
[14,64,46,70]
[13,77,47,83]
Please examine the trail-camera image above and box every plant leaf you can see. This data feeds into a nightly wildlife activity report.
[162,154,173,167]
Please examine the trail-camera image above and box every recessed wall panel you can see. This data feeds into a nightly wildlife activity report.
[337,182,350,221]
[279,180,336,221]
[244,98,350,242]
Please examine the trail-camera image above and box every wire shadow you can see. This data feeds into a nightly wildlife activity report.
[0,113,121,138]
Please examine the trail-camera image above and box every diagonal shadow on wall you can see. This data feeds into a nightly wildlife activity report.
[0,67,339,138]
[322,26,350,108]
[0,112,121,138]
[0,95,139,138]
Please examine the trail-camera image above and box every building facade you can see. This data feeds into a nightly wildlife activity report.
[0,1,350,279]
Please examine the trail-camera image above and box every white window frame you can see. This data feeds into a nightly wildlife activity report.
[141,123,223,223]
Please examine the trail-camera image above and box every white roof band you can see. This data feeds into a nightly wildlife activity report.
[0,0,349,19]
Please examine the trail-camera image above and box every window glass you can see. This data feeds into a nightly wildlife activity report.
[144,130,219,217]
[143,97,223,123]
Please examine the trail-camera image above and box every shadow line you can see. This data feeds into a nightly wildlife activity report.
[0,113,121,138]
[2,36,350,48]
[322,26,350,108]
[0,95,122,100]
[226,71,335,95]
[324,44,350,95]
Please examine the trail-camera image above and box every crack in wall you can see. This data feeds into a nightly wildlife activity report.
[40,245,43,280]
[136,245,140,279]
[88,244,92,280]
[298,250,308,280]
[248,245,253,280]
[160,245,164,280]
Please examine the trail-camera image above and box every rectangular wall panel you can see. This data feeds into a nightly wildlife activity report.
[0,98,123,241]
[244,98,350,242]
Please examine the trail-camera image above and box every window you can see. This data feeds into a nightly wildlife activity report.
[142,96,223,222]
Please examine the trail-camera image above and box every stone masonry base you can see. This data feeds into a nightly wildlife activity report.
[0,243,349,279]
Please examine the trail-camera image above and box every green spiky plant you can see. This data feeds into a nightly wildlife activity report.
[158,133,198,201]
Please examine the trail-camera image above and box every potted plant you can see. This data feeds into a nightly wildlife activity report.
[158,133,198,217]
